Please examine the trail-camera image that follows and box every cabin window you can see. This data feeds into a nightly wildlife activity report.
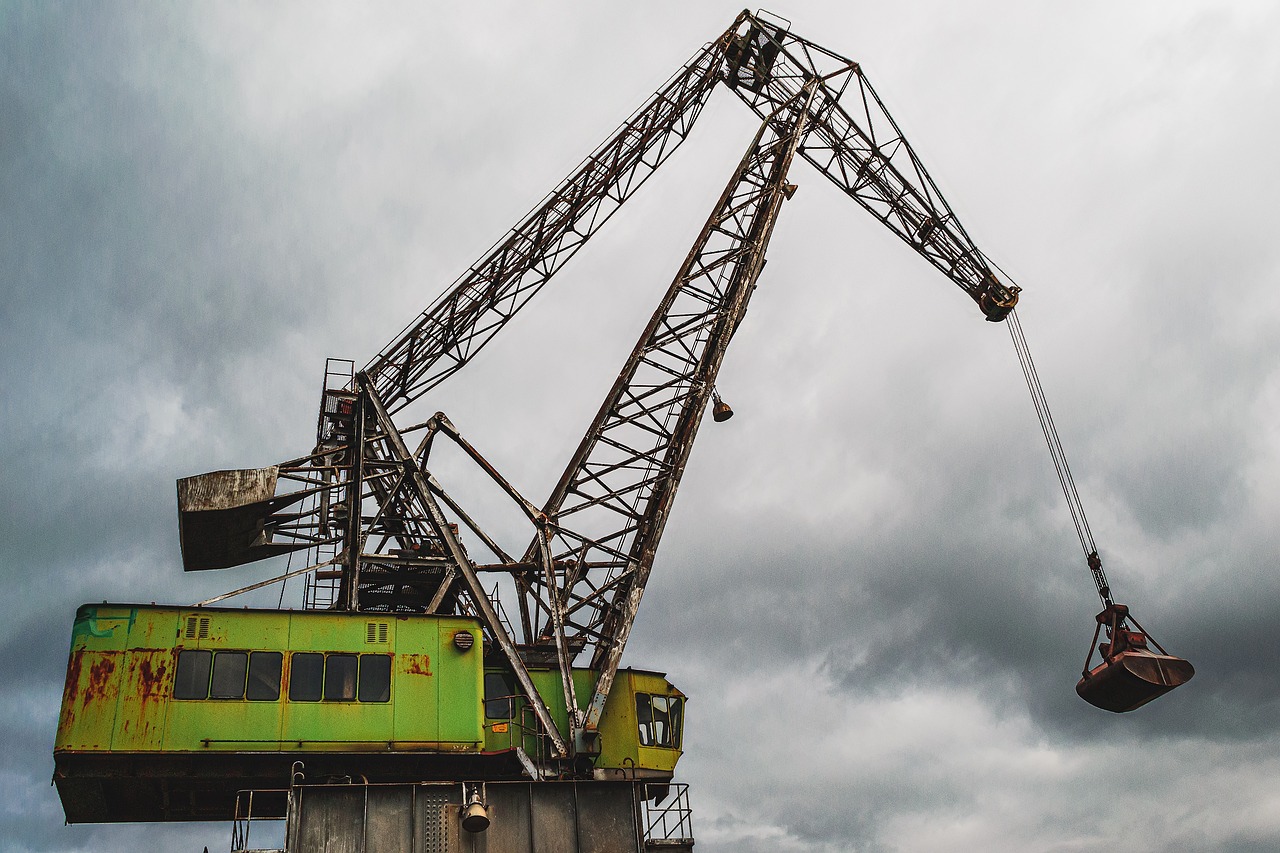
[636,693,683,749]
[289,652,391,703]
[210,651,248,699]
[174,649,282,701]
[655,694,683,749]
[636,693,652,745]
[247,652,283,701]
[358,654,391,703]
[173,649,212,699]
[324,654,359,701]
[485,672,516,719]
[290,653,324,701]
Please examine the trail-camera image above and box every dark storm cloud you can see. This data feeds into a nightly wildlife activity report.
[0,6,348,648]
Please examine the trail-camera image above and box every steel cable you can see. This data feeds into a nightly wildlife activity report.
[1005,311,1114,604]
[980,255,1112,605]
[1006,309,1094,555]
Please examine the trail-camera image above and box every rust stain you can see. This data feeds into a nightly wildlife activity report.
[137,654,169,698]
[402,653,433,676]
[60,650,118,747]
[57,667,79,736]
[62,649,85,702]
[112,651,172,744]
[85,656,116,702]
[134,653,170,738]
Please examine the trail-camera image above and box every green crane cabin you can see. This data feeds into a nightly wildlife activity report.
[54,604,684,823]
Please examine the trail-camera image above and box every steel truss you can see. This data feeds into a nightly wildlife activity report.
[180,11,1018,768]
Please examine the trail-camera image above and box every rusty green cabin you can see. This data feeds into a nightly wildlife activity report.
[54,604,685,823]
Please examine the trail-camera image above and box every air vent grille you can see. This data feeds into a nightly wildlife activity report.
[366,622,389,644]
[184,616,210,640]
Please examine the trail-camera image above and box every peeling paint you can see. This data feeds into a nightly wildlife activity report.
[402,653,433,676]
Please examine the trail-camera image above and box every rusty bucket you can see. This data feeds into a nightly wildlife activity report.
[1076,648,1195,712]
[1075,605,1194,713]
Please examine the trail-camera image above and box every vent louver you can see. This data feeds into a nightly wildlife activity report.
[366,622,389,644]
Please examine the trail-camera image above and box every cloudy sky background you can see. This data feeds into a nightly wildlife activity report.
[4,1,1280,850]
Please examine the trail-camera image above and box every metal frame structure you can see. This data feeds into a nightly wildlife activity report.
[177,10,1021,771]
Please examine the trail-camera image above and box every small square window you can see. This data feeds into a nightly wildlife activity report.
[485,672,516,720]
[173,650,211,700]
[247,652,282,701]
[289,653,323,702]
[324,654,358,701]
[210,651,248,699]
[358,654,391,703]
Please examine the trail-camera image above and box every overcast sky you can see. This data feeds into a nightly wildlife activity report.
[4,2,1280,851]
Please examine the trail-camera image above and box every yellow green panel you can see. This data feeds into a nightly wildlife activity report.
[280,699,391,751]
[56,647,121,750]
[285,612,369,655]
[170,697,285,750]
[111,610,177,750]
[112,650,171,750]
[433,622,483,746]
[392,619,441,745]
[57,606,137,750]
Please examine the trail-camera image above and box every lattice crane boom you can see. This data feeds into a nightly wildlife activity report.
[363,13,1017,420]
[505,15,1022,735]
[362,25,734,412]
[536,83,819,735]
[725,19,1019,319]
[177,11,1036,766]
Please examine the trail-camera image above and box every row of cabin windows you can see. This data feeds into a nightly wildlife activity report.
[636,692,683,750]
[172,650,390,703]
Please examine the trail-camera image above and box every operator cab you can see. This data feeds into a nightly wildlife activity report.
[482,666,685,780]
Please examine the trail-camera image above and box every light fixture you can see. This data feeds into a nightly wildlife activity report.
[461,782,489,833]
[711,390,734,422]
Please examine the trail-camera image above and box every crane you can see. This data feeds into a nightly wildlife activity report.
[176,9,1029,765]
[56,11,1191,828]
[176,7,1190,756]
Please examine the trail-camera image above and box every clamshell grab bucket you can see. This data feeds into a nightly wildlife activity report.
[1075,604,1194,713]
[1076,649,1195,713]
